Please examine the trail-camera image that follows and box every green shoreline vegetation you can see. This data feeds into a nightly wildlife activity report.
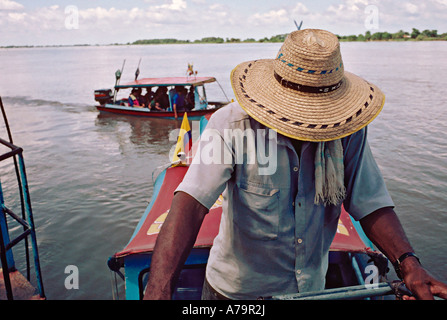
[338,28,446,42]
[2,28,446,49]
[132,28,447,44]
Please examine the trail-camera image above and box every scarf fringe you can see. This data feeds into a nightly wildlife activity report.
[314,140,346,206]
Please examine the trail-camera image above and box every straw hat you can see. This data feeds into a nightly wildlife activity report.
[231,29,385,142]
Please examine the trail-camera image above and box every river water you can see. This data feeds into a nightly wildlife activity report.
[0,41,446,299]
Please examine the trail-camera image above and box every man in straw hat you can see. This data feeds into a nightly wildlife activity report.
[144,29,447,300]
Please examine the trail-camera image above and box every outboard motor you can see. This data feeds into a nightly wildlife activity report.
[94,89,113,105]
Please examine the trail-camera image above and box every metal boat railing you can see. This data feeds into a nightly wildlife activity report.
[265,281,412,300]
[0,97,45,300]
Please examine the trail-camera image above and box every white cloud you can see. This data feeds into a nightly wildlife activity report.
[205,4,228,19]
[79,7,129,21]
[156,0,187,11]
[75,1,189,30]
[345,0,369,9]
[405,3,419,15]
[0,0,23,10]
[291,3,309,15]
[249,9,289,26]
[326,2,365,18]
[1,4,63,32]
[247,3,310,27]
[7,11,25,21]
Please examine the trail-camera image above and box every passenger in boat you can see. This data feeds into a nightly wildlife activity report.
[168,87,177,111]
[136,88,146,107]
[172,86,186,119]
[128,88,140,107]
[142,88,154,108]
[152,87,169,111]
[144,30,447,300]
[185,86,195,111]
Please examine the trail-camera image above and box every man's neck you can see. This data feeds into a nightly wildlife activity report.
[290,139,303,158]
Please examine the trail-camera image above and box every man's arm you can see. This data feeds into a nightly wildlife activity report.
[143,191,208,299]
[173,103,178,119]
[360,207,447,300]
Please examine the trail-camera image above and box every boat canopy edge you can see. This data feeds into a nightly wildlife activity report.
[115,77,217,89]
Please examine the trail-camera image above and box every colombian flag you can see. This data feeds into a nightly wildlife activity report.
[187,63,194,76]
[172,113,192,165]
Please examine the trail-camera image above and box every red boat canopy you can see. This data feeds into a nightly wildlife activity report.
[114,166,222,258]
[116,77,217,89]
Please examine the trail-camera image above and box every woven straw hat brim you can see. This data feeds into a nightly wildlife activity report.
[231,59,385,142]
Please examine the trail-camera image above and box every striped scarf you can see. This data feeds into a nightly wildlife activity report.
[314,140,346,206]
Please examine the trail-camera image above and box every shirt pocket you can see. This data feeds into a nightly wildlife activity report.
[234,181,280,241]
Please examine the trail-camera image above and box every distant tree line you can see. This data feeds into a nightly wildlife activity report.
[131,34,289,45]
[3,29,445,49]
[338,28,447,41]
[258,34,288,43]
[131,29,446,46]
[132,38,191,45]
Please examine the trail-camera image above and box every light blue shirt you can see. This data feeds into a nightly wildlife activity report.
[176,102,394,299]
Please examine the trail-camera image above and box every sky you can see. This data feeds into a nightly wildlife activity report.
[1,0,447,46]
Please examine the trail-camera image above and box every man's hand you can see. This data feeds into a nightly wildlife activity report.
[360,207,447,300]
[400,257,447,300]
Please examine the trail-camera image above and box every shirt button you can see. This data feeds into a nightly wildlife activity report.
[296,270,302,275]
[293,167,298,172]
[297,238,303,244]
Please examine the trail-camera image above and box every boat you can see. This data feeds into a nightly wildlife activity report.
[107,114,400,301]
[94,72,230,120]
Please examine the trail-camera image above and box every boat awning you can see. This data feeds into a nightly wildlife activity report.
[115,77,216,89]
[113,166,222,259]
